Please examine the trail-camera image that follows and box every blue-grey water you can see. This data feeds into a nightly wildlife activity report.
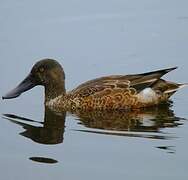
[0,0,188,179]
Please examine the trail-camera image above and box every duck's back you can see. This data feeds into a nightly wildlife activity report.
[66,67,185,111]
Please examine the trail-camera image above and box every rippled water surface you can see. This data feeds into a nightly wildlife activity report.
[0,0,188,179]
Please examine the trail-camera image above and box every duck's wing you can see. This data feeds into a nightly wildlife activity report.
[126,67,178,92]
[71,67,177,97]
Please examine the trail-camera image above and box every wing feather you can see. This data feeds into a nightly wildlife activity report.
[70,67,177,97]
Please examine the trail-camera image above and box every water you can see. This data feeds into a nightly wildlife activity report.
[0,0,188,179]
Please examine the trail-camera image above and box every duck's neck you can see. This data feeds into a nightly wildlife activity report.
[44,81,66,103]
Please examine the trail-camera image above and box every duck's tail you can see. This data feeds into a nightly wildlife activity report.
[164,83,188,94]
[152,79,187,97]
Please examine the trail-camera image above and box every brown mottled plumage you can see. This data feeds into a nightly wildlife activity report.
[2,59,187,111]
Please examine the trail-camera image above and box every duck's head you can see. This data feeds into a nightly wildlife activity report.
[2,59,65,100]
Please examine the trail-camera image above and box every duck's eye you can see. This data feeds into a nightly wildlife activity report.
[39,67,45,73]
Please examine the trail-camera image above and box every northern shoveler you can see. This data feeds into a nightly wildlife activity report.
[2,59,187,111]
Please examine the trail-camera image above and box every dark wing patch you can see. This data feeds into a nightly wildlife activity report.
[126,67,178,92]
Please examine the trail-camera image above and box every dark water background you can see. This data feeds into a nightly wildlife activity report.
[0,0,188,179]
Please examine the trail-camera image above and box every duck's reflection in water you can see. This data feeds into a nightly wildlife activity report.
[3,107,66,145]
[3,103,185,144]
[73,103,184,140]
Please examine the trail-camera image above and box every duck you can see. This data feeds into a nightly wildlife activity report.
[2,59,187,111]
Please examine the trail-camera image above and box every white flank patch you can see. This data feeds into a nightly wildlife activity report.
[137,88,158,103]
